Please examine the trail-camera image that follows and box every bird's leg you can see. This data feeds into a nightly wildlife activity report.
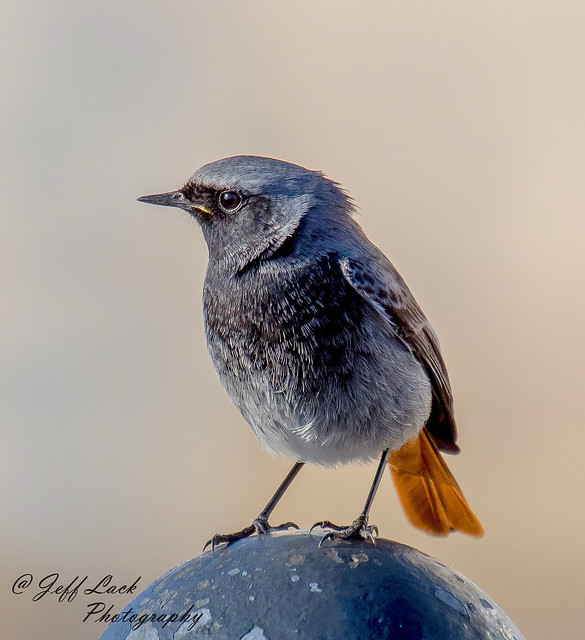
[312,449,390,546]
[204,461,304,551]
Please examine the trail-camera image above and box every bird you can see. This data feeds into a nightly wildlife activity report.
[138,155,483,549]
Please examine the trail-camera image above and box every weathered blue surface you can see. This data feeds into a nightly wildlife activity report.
[98,531,524,640]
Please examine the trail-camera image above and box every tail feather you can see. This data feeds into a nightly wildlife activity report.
[389,428,484,537]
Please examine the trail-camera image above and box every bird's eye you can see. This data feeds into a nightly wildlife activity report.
[217,191,243,212]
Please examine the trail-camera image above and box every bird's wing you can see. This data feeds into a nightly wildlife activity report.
[339,256,459,453]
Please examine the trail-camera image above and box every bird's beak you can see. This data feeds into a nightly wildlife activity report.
[137,190,188,208]
[138,190,213,215]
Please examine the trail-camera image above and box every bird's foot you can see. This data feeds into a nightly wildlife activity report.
[203,516,299,552]
[311,515,379,547]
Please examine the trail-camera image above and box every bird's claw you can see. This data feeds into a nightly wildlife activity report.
[203,524,255,553]
[274,521,300,531]
[203,517,299,552]
[311,516,379,548]
[310,520,345,534]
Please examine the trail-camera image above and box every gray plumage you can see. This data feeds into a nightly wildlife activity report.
[139,155,458,468]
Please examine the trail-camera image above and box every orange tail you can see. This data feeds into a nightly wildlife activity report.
[389,428,484,536]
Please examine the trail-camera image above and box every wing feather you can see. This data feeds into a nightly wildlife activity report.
[339,256,459,453]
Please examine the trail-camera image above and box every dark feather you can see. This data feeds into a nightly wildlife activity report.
[339,256,459,454]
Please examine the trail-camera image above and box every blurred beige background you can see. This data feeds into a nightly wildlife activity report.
[2,2,584,639]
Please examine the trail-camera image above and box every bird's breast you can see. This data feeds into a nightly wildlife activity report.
[201,255,431,464]
[203,256,363,385]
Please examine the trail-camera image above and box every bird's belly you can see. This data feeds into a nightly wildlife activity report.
[205,306,431,467]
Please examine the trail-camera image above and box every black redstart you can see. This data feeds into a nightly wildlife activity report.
[138,156,483,548]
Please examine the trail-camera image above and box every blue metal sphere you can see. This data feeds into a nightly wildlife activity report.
[98,531,524,640]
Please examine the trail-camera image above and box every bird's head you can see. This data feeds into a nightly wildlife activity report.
[138,155,352,272]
